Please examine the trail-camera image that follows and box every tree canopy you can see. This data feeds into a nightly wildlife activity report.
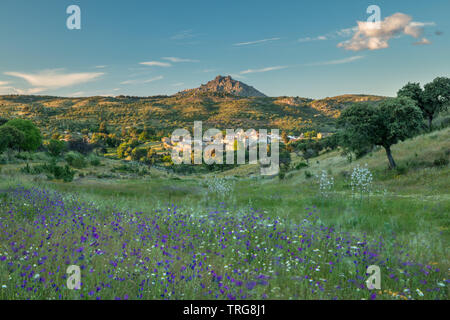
[4,119,42,151]
[398,77,450,131]
[338,97,423,168]
[0,125,26,153]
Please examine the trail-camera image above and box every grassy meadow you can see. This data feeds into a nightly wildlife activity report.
[0,127,448,300]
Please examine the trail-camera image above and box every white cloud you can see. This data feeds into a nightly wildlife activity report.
[139,61,172,67]
[68,91,86,97]
[0,81,9,86]
[95,65,106,69]
[299,36,328,43]
[338,13,435,51]
[120,76,163,85]
[0,86,14,94]
[336,27,359,37]
[171,82,185,87]
[305,56,364,66]
[162,57,199,63]
[233,38,280,46]
[228,73,246,79]
[12,87,47,95]
[0,84,46,95]
[240,66,287,74]
[4,70,104,89]
[413,38,432,45]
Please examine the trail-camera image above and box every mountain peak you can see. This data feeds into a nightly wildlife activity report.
[179,75,266,97]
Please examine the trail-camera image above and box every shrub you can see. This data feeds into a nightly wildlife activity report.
[67,138,94,155]
[351,164,373,202]
[65,151,87,169]
[90,158,101,166]
[295,162,308,170]
[47,139,67,157]
[433,156,449,167]
[15,152,33,161]
[87,154,101,166]
[117,142,130,159]
[395,164,408,175]
[130,147,147,161]
[21,159,75,182]
[316,170,334,198]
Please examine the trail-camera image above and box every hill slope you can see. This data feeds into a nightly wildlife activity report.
[0,93,385,136]
[179,75,266,97]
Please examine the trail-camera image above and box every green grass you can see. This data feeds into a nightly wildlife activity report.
[0,127,448,299]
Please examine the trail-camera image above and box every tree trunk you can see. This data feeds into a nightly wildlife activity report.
[428,115,433,132]
[384,146,396,169]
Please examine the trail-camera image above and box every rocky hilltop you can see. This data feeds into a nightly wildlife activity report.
[179,75,267,97]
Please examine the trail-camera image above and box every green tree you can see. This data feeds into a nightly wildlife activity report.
[281,131,289,144]
[278,144,292,179]
[397,82,424,110]
[117,142,130,158]
[338,97,423,169]
[99,121,109,134]
[0,125,25,152]
[423,77,450,131]
[398,77,450,131]
[304,130,317,139]
[130,147,147,161]
[4,119,42,151]
[47,139,67,157]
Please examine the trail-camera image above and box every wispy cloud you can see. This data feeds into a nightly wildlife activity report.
[171,82,185,87]
[233,37,280,46]
[10,87,47,95]
[170,29,196,40]
[68,91,86,97]
[305,56,364,66]
[139,61,172,67]
[120,75,163,85]
[228,73,246,79]
[338,13,435,51]
[162,57,199,63]
[0,85,14,94]
[0,83,46,95]
[94,65,107,69]
[298,26,360,43]
[298,35,328,43]
[335,27,359,37]
[4,69,104,89]
[240,66,287,74]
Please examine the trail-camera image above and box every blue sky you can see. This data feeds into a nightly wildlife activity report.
[0,0,448,98]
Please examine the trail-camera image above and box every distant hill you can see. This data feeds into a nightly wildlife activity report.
[0,89,385,137]
[179,75,267,97]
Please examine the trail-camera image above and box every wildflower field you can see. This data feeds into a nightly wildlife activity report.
[0,185,447,300]
[0,128,448,300]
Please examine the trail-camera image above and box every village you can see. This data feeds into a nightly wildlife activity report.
[161,130,332,154]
